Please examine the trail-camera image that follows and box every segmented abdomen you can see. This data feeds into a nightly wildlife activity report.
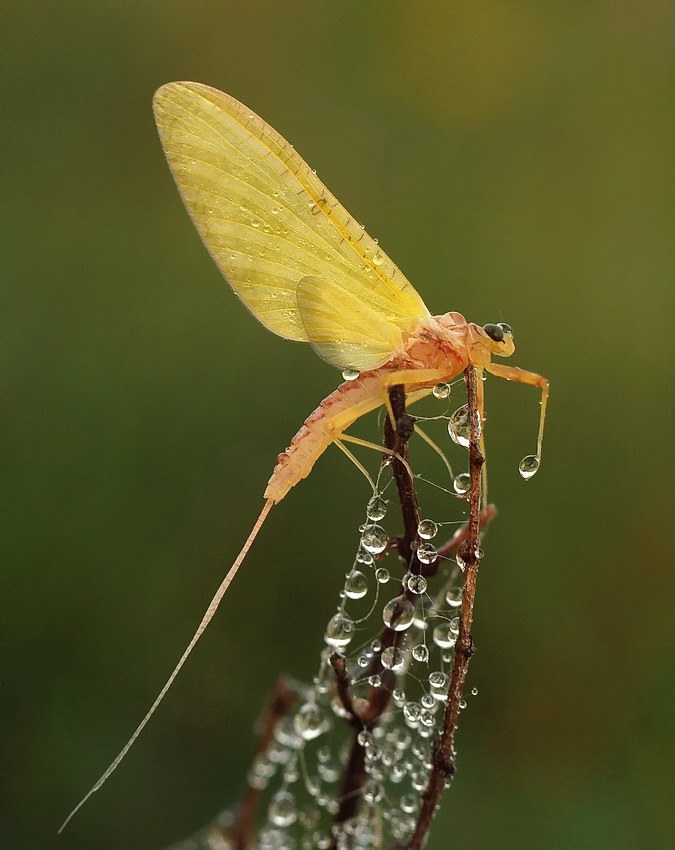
[264,372,388,504]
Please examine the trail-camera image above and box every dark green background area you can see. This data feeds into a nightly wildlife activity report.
[1,2,671,848]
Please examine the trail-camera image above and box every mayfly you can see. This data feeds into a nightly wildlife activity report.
[61,81,549,830]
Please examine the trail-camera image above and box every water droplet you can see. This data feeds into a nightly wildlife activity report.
[356,549,374,565]
[455,540,470,570]
[269,790,297,827]
[417,542,437,565]
[432,382,452,399]
[368,674,382,688]
[400,793,418,814]
[357,655,368,667]
[381,646,408,671]
[294,703,326,740]
[392,687,406,705]
[445,586,463,609]
[375,567,390,584]
[429,671,448,689]
[406,573,427,594]
[412,644,429,662]
[372,252,384,266]
[418,518,438,539]
[453,472,471,495]
[342,368,360,381]
[383,596,415,631]
[366,495,387,521]
[344,570,368,599]
[371,638,382,653]
[358,729,374,747]
[361,524,387,554]
[420,709,435,727]
[420,694,435,711]
[403,701,421,722]
[448,405,471,447]
[433,622,457,649]
[519,454,540,479]
[324,612,354,648]
[363,780,383,803]
[471,686,479,696]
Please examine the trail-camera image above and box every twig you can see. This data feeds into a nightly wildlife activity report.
[329,652,362,725]
[405,365,484,850]
[331,385,495,843]
[227,677,298,850]
[331,385,421,835]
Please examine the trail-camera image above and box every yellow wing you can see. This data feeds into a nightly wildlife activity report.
[297,276,404,371]
[153,82,430,359]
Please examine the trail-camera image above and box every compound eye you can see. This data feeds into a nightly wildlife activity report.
[498,322,512,335]
[483,323,504,342]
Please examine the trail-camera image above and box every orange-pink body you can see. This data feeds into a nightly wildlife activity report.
[265,311,480,503]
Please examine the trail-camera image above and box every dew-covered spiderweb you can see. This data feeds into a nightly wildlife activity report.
[168,381,490,850]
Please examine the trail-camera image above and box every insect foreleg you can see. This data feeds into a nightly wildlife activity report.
[485,362,550,465]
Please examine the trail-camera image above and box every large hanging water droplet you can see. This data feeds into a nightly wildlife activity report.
[518,454,540,479]
[417,518,438,540]
[381,645,408,671]
[341,368,360,381]
[361,524,387,554]
[269,790,297,827]
[453,472,471,495]
[366,495,387,521]
[448,405,471,447]
[294,703,326,740]
[344,570,368,599]
[383,595,415,631]
[324,612,354,648]
[432,382,452,399]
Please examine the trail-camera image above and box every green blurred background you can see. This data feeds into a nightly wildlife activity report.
[2,1,672,847]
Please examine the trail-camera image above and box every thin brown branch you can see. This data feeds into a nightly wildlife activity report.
[331,385,421,834]
[406,365,484,850]
[329,651,362,725]
[226,677,298,850]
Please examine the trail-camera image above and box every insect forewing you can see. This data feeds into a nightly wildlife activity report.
[153,82,429,356]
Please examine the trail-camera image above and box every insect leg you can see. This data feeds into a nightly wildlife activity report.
[338,432,415,482]
[333,438,377,491]
[413,423,455,482]
[485,363,550,467]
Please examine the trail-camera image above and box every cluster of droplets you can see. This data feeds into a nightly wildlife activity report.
[227,480,476,850]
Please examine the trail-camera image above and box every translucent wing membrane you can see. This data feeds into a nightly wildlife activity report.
[297,276,404,371]
[153,82,429,357]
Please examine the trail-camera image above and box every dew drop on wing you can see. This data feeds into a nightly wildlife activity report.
[341,368,360,381]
